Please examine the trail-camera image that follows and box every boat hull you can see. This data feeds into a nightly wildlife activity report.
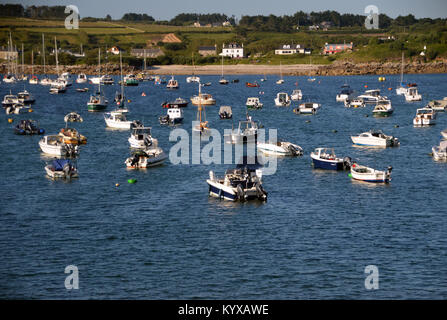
[88,104,107,112]
[311,156,344,170]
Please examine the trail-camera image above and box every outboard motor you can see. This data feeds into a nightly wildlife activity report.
[236,184,246,202]
[256,184,268,201]
[343,157,352,170]
[387,166,393,173]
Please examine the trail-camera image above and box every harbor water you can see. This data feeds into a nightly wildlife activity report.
[0,73,446,299]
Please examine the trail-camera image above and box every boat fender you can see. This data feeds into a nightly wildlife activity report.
[236,184,245,202]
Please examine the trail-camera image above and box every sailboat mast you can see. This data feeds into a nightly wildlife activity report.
[31,50,34,76]
[21,43,24,76]
[42,34,46,75]
[221,54,224,78]
[400,52,404,84]
[54,37,59,77]
[98,48,101,94]
[120,51,124,100]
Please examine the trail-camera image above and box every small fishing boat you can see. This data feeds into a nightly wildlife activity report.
[45,159,78,179]
[413,108,436,126]
[192,82,211,138]
[232,79,239,83]
[432,140,447,161]
[162,97,189,108]
[76,88,89,93]
[336,84,355,102]
[427,98,447,112]
[405,86,422,102]
[128,125,156,149]
[191,92,216,106]
[351,130,399,147]
[29,76,39,85]
[291,89,303,101]
[207,157,268,201]
[159,108,184,125]
[246,82,260,87]
[2,93,19,107]
[87,93,108,111]
[100,75,114,85]
[219,106,232,119]
[224,120,259,144]
[39,135,79,157]
[59,127,87,145]
[104,111,139,129]
[76,73,88,84]
[310,148,351,171]
[372,99,393,117]
[166,76,179,89]
[3,74,17,83]
[49,82,66,94]
[125,147,167,169]
[358,89,383,103]
[17,90,35,104]
[246,97,263,109]
[123,74,138,86]
[64,112,83,123]
[274,92,291,107]
[14,119,45,135]
[203,82,212,86]
[257,141,303,156]
[293,102,321,115]
[57,72,73,87]
[5,103,32,114]
[345,98,365,108]
[186,76,200,83]
[350,163,392,183]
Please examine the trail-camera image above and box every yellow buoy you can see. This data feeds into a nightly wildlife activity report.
[128,99,131,103]
[8,118,13,123]
[115,183,120,187]
[29,109,33,113]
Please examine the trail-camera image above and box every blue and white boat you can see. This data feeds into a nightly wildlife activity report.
[310,148,351,170]
[358,89,383,103]
[207,158,268,202]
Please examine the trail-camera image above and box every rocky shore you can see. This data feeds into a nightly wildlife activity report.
[2,60,447,76]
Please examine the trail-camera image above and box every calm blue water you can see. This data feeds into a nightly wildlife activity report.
[0,73,446,299]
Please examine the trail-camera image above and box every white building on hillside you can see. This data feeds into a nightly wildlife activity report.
[221,43,244,58]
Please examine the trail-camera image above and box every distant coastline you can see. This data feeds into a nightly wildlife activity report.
[2,60,447,76]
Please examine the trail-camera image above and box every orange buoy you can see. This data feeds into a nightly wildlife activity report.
[388,87,392,90]
[141,92,146,96]
[364,85,368,88]
[8,118,13,123]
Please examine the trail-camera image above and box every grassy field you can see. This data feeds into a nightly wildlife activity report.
[0,17,446,67]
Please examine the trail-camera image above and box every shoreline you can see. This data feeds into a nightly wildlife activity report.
[2,60,447,76]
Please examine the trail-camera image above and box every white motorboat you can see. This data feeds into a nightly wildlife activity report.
[405,86,422,101]
[186,76,200,83]
[5,103,32,115]
[128,125,157,149]
[345,98,365,108]
[225,120,259,144]
[167,76,179,89]
[17,89,35,104]
[101,75,114,85]
[40,77,52,85]
[125,147,167,169]
[351,130,400,147]
[257,141,303,156]
[293,102,321,115]
[432,140,447,161]
[372,99,393,117]
[76,73,88,84]
[291,89,303,101]
[413,108,436,126]
[105,111,139,129]
[246,97,263,109]
[58,72,73,86]
[336,84,355,102]
[49,81,66,94]
[358,89,383,103]
[45,159,78,179]
[29,76,39,85]
[427,98,447,112]
[274,92,291,107]
[219,106,232,119]
[39,135,79,157]
[159,108,184,125]
[350,163,392,183]
[310,148,351,171]
[2,93,19,107]
[89,76,101,85]
[64,112,83,123]
[207,158,268,201]
[3,74,17,83]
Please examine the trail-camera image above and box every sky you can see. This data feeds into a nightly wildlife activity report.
[2,0,447,20]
